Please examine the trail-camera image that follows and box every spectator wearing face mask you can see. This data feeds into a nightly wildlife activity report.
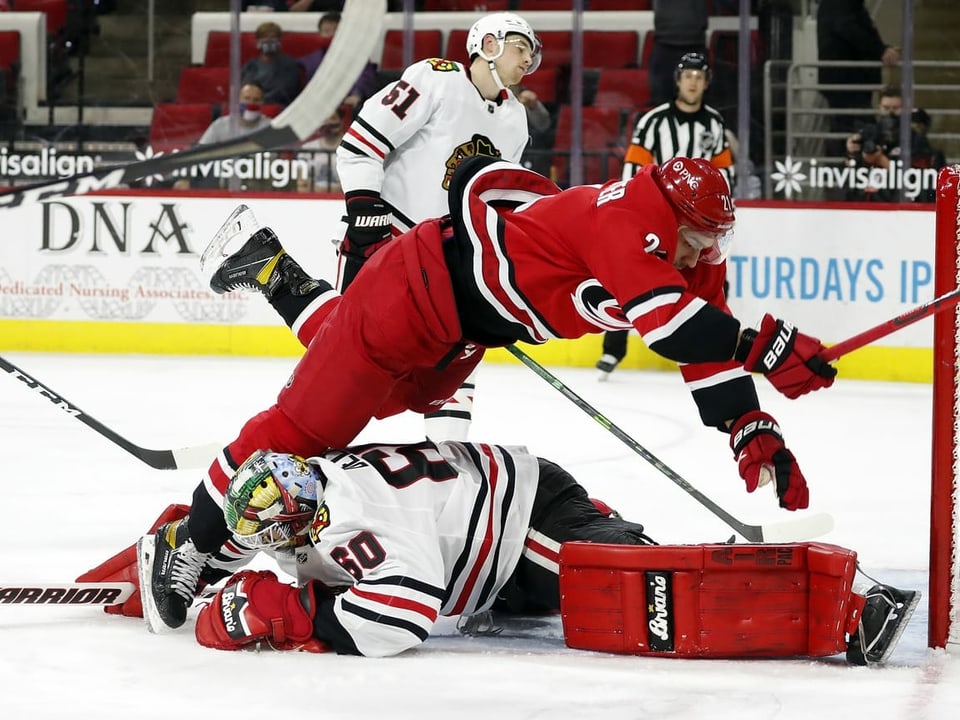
[172,82,273,190]
[242,21,303,107]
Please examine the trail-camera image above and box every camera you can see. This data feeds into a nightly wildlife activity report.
[859,114,900,155]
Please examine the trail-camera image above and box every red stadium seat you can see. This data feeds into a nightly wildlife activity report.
[381,29,444,71]
[583,31,639,69]
[640,30,655,68]
[176,66,231,105]
[515,0,578,9]
[593,68,651,112]
[0,30,19,72]
[148,103,214,154]
[519,67,557,105]
[551,105,624,186]
[14,0,68,38]
[282,32,330,60]
[445,28,470,64]
[204,31,259,67]
[590,0,652,9]
[422,0,509,9]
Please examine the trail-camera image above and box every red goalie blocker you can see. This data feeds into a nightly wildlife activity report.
[559,542,865,658]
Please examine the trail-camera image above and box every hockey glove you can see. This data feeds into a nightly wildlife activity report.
[75,503,189,617]
[340,191,394,262]
[195,570,328,653]
[736,313,837,399]
[730,410,809,511]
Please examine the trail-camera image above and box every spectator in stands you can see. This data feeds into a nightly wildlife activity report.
[817,0,901,156]
[648,0,708,106]
[172,82,272,191]
[297,106,349,193]
[595,51,734,380]
[298,11,379,109]
[512,83,552,176]
[844,89,946,203]
[242,21,303,108]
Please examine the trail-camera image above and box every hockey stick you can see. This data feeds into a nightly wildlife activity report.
[0,582,134,606]
[0,354,220,470]
[506,345,834,543]
[0,0,386,209]
[822,286,960,362]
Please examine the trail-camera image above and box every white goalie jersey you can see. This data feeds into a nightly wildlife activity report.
[275,440,540,658]
[337,58,530,231]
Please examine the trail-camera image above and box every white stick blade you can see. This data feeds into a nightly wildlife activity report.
[758,512,835,543]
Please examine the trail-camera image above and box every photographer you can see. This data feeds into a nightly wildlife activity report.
[844,87,946,203]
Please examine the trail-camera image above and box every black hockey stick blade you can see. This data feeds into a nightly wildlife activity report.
[506,345,834,542]
[0,0,387,210]
[0,354,220,470]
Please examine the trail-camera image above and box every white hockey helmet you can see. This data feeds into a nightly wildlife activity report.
[465,12,542,75]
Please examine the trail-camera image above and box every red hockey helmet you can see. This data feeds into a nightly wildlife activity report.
[652,157,735,264]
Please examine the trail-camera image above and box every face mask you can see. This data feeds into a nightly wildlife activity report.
[239,103,262,122]
[258,39,280,55]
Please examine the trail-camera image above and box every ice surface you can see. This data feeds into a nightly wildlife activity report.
[1,352,956,719]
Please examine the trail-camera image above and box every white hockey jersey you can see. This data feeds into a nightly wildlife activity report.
[337,58,530,231]
[273,440,540,658]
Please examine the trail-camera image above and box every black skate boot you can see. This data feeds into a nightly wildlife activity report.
[846,583,920,666]
[595,353,620,381]
[202,204,321,298]
[137,518,213,633]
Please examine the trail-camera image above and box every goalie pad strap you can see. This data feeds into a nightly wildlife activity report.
[559,542,863,658]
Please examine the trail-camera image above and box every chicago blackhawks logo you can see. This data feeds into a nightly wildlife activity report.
[571,279,630,331]
[426,58,457,72]
[309,504,331,544]
[443,134,502,189]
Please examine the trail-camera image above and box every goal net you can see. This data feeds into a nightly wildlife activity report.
[932,164,960,650]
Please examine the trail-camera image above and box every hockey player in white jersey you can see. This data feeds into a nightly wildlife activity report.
[173,440,654,657]
[334,12,541,441]
[176,442,917,664]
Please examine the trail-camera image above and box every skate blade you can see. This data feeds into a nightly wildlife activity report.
[200,204,260,276]
[877,589,921,664]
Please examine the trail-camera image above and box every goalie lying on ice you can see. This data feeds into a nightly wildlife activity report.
[83,440,916,664]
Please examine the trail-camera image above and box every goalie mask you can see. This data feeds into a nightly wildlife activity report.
[652,157,735,265]
[224,450,323,550]
[466,12,543,76]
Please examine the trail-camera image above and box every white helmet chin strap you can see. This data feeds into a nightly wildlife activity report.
[478,40,510,102]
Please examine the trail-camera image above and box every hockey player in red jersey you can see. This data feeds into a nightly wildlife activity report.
[134,155,838,635]
[176,442,914,664]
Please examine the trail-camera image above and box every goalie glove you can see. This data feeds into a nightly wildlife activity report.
[195,570,328,653]
[339,190,394,262]
[730,410,809,511]
[735,313,837,399]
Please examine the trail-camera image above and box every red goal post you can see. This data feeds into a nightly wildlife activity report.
[932,164,960,650]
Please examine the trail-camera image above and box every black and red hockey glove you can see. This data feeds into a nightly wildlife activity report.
[736,313,837,399]
[340,190,393,262]
[730,410,809,511]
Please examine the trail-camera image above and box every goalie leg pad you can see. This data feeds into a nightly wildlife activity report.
[76,504,190,617]
[559,542,861,658]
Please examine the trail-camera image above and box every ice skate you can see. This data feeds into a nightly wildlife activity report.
[201,204,320,297]
[846,583,920,665]
[595,354,620,382]
[137,518,212,633]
